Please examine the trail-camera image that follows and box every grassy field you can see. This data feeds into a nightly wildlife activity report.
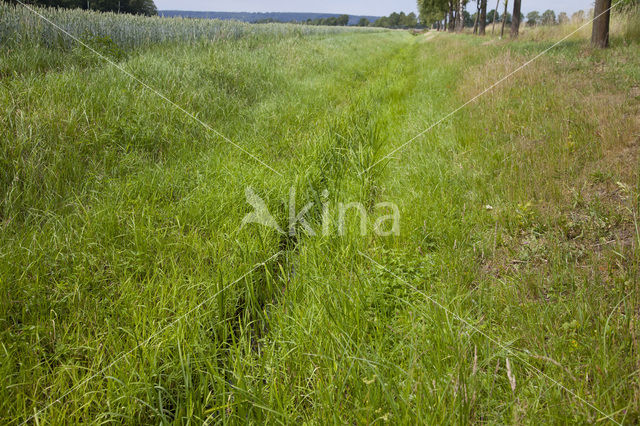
[1,5,640,424]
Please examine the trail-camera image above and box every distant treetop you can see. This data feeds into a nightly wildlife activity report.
[373,11,419,28]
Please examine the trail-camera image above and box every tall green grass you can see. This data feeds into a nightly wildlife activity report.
[0,3,380,50]
[1,5,639,424]
[0,20,419,422]
[618,6,640,42]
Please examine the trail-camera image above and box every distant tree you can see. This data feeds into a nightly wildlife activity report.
[557,12,569,24]
[373,11,418,28]
[592,0,612,48]
[487,9,499,23]
[418,0,477,31]
[122,0,157,16]
[373,16,387,27]
[254,18,280,23]
[306,14,350,26]
[463,9,473,27]
[388,12,400,26]
[404,12,419,27]
[418,0,449,30]
[571,10,585,23]
[357,17,370,26]
[541,9,556,25]
[526,11,540,26]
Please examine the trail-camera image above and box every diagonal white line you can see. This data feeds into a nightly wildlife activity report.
[14,0,284,177]
[358,250,621,425]
[360,0,624,176]
[20,251,284,426]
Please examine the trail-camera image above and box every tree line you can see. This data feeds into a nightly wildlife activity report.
[418,0,634,48]
[252,15,349,26]
[256,12,421,29]
[304,15,349,26]
[359,11,419,28]
[2,0,157,16]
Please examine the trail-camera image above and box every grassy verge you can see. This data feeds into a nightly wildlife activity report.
[0,29,419,423]
[243,33,640,423]
[1,13,639,425]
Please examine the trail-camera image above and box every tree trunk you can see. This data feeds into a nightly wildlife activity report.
[591,0,612,48]
[473,0,480,34]
[491,0,499,34]
[510,0,521,37]
[479,0,487,35]
[456,0,464,32]
[448,2,455,32]
[500,0,508,38]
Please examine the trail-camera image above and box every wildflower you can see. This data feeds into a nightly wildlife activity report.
[363,377,375,385]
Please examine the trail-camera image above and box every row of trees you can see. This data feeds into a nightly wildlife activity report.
[417,0,524,36]
[418,0,621,48]
[525,10,560,26]
[469,8,515,26]
[304,14,349,26]
[524,10,593,26]
[418,0,472,32]
[4,0,157,15]
[363,11,419,28]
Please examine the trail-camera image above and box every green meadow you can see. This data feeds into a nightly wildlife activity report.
[1,4,639,424]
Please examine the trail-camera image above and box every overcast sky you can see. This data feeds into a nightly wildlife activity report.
[154,1,595,16]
